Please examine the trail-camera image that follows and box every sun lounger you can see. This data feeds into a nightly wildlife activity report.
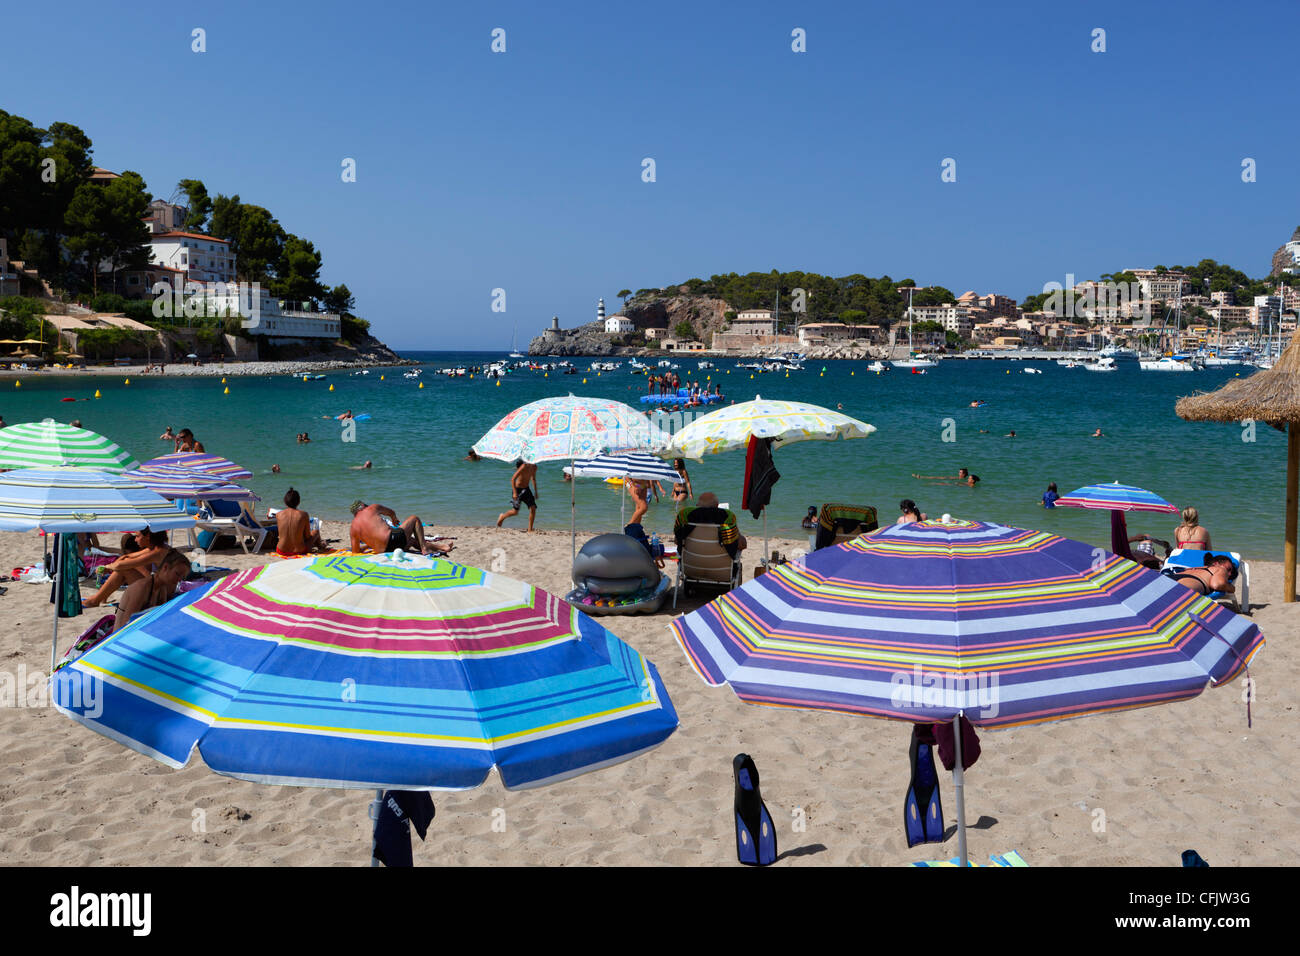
[673,522,742,608]
[191,499,268,555]
[814,503,879,550]
[1161,548,1250,614]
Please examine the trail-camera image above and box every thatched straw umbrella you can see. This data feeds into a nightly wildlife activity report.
[1177,330,1300,601]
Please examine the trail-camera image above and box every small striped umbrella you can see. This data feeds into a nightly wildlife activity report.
[142,452,253,481]
[1054,481,1179,513]
[52,551,678,860]
[670,518,1263,864]
[0,467,196,671]
[0,419,138,472]
[1055,481,1179,560]
[567,453,682,527]
[123,465,259,501]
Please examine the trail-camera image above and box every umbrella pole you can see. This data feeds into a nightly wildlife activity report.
[763,507,769,565]
[1287,424,1298,602]
[952,712,969,867]
[621,480,626,527]
[570,462,577,561]
[369,788,383,867]
[49,540,62,674]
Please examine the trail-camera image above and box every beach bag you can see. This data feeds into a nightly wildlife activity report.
[53,614,116,673]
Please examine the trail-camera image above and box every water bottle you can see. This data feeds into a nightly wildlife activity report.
[650,533,663,559]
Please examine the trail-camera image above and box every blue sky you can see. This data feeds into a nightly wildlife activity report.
[4,0,1297,349]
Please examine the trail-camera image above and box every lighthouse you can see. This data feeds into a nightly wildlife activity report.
[597,298,606,323]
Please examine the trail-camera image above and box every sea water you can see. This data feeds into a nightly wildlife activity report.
[3,353,1281,558]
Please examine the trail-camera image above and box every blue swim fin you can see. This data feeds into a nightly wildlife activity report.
[734,753,778,865]
[905,724,945,847]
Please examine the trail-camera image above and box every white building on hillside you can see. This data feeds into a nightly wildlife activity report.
[149,232,236,284]
[604,314,634,334]
[196,283,340,341]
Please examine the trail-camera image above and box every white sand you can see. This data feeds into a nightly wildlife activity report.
[0,522,1291,866]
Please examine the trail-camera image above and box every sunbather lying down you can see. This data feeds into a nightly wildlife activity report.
[349,500,454,556]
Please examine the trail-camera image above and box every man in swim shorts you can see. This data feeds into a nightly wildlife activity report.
[497,459,539,531]
[276,488,324,556]
[350,500,430,554]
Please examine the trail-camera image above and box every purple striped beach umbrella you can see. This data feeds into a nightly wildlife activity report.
[142,452,253,481]
[670,518,1263,863]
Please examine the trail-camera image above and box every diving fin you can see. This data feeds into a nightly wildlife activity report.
[733,753,778,865]
[905,724,945,847]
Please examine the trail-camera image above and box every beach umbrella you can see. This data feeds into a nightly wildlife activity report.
[472,395,671,556]
[1177,329,1300,600]
[670,518,1263,865]
[142,452,253,481]
[0,466,196,671]
[51,550,679,863]
[662,396,876,559]
[1055,480,1179,561]
[123,464,259,501]
[0,419,138,472]
[567,452,681,526]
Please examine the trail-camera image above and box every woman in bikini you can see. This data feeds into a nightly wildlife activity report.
[1173,507,1211,550]
[672,458,693,505]
[113,549,192,633]
[896,499,925,524]
[83,530,171,607]
[1169,554,1235,596]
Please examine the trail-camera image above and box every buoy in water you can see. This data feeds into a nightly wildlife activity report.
[60,397,74,402]
[93,389,100,398]
[419,382,424,389]
[221,377,226,383]
[582,378,587,384]
[329,384,334,391]
[496,380,500,386]
[124,378,130,385]
[14,381,19,388]
[380,375,385,380]
[223,386,229,395]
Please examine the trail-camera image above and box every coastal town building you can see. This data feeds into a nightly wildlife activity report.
[795,323,881,347]
[1209,304,1255,327]
[604,314,634,334]
[0,239,19,296]
[730,310,778,336]
[195,284,341,342]
[144,200,187,235]
[659,337,705,352]
[148,232,236,284]
[1129,269,1190,302]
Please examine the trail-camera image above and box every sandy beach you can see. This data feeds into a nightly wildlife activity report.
[0,520,1291,867]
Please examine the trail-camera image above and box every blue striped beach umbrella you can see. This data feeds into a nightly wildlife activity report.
[53,550,678,800]
[670,518,1263,863]
[0,467,196,671]
[123,465,259,502]
[567,453,683,527]
[1054,481,1179,514]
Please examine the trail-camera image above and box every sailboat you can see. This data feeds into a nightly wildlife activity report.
[508,321,525,358]
[1140,282,1197,371]
[891,287,937,368]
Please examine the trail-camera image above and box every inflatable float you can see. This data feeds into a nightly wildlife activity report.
[565,533,670,615]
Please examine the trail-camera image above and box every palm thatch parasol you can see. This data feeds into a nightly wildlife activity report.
[1176,329,1300,601]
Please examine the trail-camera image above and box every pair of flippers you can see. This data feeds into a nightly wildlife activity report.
[733,753,778,865]
[905,724,945,847]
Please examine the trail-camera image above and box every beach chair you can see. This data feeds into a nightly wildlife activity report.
[673,522,742,608]
[1161,548,1250,615]
[191,499,268,555]
[814,503,879,550]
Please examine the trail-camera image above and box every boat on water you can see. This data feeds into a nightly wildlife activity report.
[1083,357,1117,372]
[1139,355,1197,372]
[1022,367,1043,374]
[891,287,939,368]
[866,361,889,372]
[697,360,715,369]
[1100,346,1137,360]
[1056,359,1082,368]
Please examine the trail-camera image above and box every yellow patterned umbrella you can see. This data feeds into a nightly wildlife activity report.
[663,395,875,460]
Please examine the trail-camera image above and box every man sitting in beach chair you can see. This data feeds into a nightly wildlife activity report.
[814,503,878,550]
[673,492,745,605]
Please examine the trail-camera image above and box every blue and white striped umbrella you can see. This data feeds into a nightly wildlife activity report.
[1055,481,1179,514]
[0,467,197,532]
[567,453,681,482]
[123,465,259,502]
[52,551,679,791]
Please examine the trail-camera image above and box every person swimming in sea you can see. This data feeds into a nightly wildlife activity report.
[913,468,969,483]
[350,460,372,470]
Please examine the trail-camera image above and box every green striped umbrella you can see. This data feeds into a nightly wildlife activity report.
[0,418,138,473]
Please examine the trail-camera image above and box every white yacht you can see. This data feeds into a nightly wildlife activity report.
[866,360,889,372]
[891,287,939,368]
[1084,357,1117,372]
[1139,355,1197,372]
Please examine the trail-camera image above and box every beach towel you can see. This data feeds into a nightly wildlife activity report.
[742,436,780,519]
[53,614,116,673]
[48,533,83,619]
[372,790,436,867]
[934,715,981,771]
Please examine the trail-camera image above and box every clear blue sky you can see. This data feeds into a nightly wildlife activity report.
[5,0,1297,349]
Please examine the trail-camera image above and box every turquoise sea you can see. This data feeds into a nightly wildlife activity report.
[2,352,1284,559]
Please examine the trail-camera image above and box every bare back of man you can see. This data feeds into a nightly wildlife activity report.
[350,502,428,554]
